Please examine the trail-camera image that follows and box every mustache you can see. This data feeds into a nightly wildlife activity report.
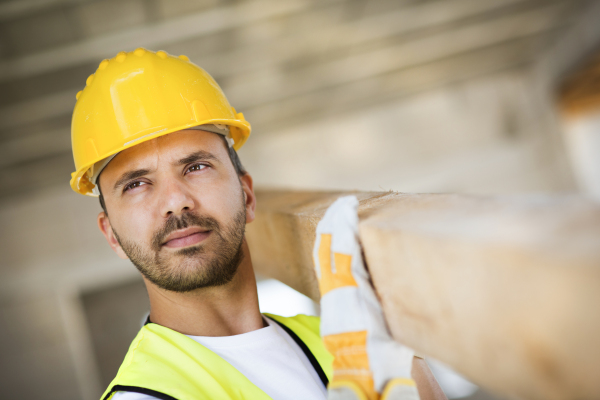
[151,212,220,251]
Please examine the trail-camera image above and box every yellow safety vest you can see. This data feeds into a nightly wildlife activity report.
[101,314,334,400]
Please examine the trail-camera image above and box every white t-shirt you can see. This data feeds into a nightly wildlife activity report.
[111,316,327,400]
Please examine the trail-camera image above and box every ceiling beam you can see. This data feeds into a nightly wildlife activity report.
[0,0,89,21]
[0,0,555,83]
[227,1,572,109]
[0,0,314,82]
[183,0,538,80]
[0,1,571,133]
[0,37,545,197]
[245,35,545,133]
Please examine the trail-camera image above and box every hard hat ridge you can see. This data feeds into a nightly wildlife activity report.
[70,48,251,196]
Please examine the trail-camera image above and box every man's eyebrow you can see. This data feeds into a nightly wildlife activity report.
[113,169,151,192]
[177,150,219,165]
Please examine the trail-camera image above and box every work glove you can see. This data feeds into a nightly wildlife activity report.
[313,196,420,400]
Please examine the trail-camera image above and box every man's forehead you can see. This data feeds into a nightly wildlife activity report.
[112,130,223,167]
[99,129,226,185]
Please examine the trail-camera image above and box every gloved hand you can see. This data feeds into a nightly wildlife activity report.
[313,196,420,400]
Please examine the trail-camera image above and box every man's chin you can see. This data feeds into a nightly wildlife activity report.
[151,261,240,292]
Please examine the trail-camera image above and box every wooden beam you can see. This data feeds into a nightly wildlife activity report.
[246,189,600,400]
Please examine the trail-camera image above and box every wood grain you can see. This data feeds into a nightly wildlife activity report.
[247,189,600,400]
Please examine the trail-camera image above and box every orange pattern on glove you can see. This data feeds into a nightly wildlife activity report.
[317,233,358,295]
[323,330,377,400]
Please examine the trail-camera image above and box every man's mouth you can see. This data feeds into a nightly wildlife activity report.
[162,227,212,248]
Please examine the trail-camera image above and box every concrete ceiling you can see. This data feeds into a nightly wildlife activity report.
[0,0,592,199]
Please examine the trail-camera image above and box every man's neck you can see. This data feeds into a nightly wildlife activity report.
[144,241,265,337]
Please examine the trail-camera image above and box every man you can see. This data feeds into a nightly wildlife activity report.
[70,48,445,400]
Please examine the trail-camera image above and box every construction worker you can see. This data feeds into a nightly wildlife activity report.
[70,48,445,400]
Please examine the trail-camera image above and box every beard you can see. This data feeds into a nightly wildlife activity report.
[112,204,246,293]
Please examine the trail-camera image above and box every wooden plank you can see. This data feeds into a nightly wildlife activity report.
[246,189,600,400]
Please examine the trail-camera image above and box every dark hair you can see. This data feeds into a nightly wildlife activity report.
[98,134,246,215]
[220,134,247,177]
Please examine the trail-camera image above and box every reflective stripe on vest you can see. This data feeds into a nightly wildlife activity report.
[101,313,334,400]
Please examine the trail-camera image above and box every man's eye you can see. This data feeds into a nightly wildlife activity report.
[187,164,207,173]
[124,181,145,192]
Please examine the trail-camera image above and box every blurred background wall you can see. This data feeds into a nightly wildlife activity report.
[1,0,600,399]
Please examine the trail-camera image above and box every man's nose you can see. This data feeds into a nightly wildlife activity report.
[159,178,196,217]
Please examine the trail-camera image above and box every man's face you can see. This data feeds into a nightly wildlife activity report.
[97,130,254,292]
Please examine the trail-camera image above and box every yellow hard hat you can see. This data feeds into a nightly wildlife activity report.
[70,48,251,196]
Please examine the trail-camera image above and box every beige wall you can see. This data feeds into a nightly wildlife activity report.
[241,70,573,195]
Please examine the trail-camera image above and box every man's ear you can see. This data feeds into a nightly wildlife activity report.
[97,212,129,260]
[240,173,256,224]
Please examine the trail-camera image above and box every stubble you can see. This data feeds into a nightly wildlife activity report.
[112,205,246,292]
